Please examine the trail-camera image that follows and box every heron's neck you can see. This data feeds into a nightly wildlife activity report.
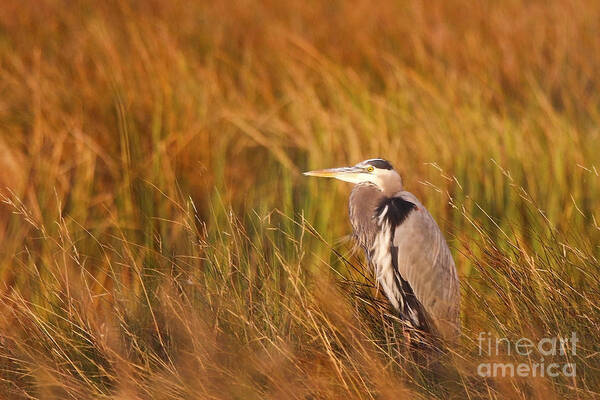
[382,182,402,196]
[379,171,403,196]
[349,183,385,249]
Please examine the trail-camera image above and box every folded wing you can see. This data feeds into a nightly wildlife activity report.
[371,192,460,339]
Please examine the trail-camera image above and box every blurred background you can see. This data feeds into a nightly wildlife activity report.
[0,1,599,398]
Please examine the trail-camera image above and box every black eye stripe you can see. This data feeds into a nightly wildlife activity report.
[364,159,393,170]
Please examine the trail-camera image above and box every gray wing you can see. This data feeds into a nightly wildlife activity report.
[371,191,460,339]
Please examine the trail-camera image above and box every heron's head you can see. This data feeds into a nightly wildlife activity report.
[304,158,403,195]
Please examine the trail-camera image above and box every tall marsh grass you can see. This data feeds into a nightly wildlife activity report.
[0,0,599,398]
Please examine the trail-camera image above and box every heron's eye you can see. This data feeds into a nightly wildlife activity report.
[367,166,374,172]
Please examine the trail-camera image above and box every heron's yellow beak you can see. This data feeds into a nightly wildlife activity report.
[303,166,362,178]
[303,166,371,184]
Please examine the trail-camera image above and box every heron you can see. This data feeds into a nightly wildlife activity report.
[304,158,460,341]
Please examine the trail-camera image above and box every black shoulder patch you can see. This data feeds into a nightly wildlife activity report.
[375,197,416,227]
[365,158,393,170]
